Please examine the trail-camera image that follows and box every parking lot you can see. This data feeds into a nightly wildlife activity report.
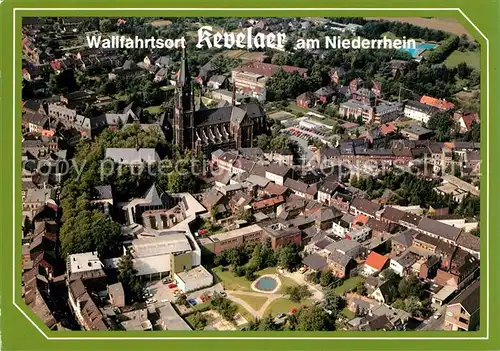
[144,279,178,304]
[144,279,225,305]
[282,126,329,142]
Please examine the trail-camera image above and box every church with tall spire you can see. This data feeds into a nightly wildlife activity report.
[171,48,267,154]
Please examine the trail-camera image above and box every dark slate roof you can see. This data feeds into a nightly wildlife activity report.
[194,106,246,127]
[381,206,406,222]
[392,229,417,247]
[24,99,42,111]
[418,217,462,242]
[284,178,309,193]
[400,212,422,226]
[302,254,328,271]
[314,237,334,250]
[267,163,292,177]
[448,279,480,315]
[93,185,113,200]
[328,250,353,267]
[142,184,169,207]
[350,197,381,215]
[414,233,440,247]
[319,181,341,195]
[239,103,266,119]
[456,232,480,252]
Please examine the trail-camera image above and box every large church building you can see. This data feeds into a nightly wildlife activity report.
[172,50,267,154]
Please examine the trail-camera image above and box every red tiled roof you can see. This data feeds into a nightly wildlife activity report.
[460,113,478,131]
[379,122,397,136]
[420,95,455,111]
[352,214,369,227]
[365,252,389,271]
[252,195,285,210]
[264,182,288,196]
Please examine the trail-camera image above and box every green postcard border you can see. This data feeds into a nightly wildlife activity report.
[1,1,498,350]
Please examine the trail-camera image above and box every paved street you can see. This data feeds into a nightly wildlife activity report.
[417,305,447,331]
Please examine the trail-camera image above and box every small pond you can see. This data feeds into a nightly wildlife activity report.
[255,276,278,292]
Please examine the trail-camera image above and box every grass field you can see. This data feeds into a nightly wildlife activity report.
[269,111,295,121]
[334,276,365,295]
[288,102,310,115]
[367,17,472,39]
[144,105,161,114]
[444,50,481,70]
[213,267,277,292]
[264,298,315,317]
[213,267,298,293]
[230,293,269,311]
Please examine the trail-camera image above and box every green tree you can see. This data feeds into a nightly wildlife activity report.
[285,285,312,303]
[323,289,344,315]
[176,294,190,307]
[117,250,142,303]
[319,270,334,287]
[380,268,399,282]
[398,275,423,299]
[427,112,456,142]
[276,244,301,271]
[258,314,280,331]
[190,311,208,330]
[296,306,334,331]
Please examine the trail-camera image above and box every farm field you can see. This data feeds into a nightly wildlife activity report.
[367,17,472,39]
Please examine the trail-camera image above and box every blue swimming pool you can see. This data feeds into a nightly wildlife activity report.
[255,277,278,291]
[400,43,437,58]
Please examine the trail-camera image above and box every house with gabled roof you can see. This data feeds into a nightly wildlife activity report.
[363,251,389,276]
[444,279,480,331]
[349,197,381,218]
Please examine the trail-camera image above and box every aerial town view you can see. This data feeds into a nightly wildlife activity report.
[21,17,480,332]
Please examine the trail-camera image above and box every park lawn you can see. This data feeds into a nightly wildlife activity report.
[278,276,299,294]
[230,293,269,312]
[213,267,279,292]
[264,297,315,317]
[269,111,295,121]
[334,275,365,295]
[288,102,310,115]
[444,50,480,70]
[145,105,161,114]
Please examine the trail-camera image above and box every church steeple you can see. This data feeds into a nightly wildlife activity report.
[177,46,191,88]
[174,45,195,152]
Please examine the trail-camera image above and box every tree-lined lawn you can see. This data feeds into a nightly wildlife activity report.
[444,50,480,70]
[264,297,315,317]
[230,293,269,312]
[334,276,365,295]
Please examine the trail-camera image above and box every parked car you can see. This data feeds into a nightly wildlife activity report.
[434,313,442,319]
[146,298,157,304]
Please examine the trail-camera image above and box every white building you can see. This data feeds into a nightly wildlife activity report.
[174,265,214,293]
[345,226,372,242]
[403,100,439,124]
